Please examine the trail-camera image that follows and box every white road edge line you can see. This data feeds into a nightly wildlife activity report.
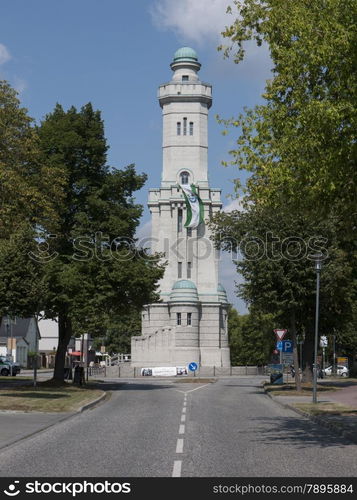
[176,438,184,453]
[179,424,185,434]
[172,460,182,477]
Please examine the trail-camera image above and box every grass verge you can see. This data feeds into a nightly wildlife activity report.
[0,376,32,381]
[264,382,341,396]
[0,382,104,412]
[293,402,357,417]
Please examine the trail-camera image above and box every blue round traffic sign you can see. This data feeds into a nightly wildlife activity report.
[188,362,198,372]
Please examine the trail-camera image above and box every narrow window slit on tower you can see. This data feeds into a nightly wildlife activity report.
[178,261,182,278]
[187,313,192,326]
[187,261,192,279]
[189,122,193,135]
[177,313,182,326]
[178,208,183,232]
[177,122,181,135]
[183,117,187,135]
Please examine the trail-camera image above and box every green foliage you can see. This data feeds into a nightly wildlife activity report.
[0,97,164,381]
[214,1,357,372]
[211,205,356,370]
[0,81,63,237]
[0,225,46,318]
[103,309,142,355]
[36,104,165,350]
[219,0,357,232]
[228,306,275,365]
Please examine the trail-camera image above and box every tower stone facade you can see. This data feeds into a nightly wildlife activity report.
[131,48,231,368]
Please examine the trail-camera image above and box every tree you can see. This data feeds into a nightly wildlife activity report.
[219,0,357,235]
[0,81,63,238]
[0,81,62,323]
[228,306,274,365]
[214,1,357,382]
[103,308,142,355]
[211,205,355,383]
[0,226,46,319]
[36,103,164,383]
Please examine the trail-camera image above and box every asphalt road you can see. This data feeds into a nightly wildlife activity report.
[0,377,356,477]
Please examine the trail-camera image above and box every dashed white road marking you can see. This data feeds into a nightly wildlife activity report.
[181,414,186,422]
[179,424,185,434]
[182,407,186,413]
[172,460,182,477]
[176,438,184,453]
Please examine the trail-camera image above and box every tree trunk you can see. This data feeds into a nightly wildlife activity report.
[290,310,302,391]
[53,312,72,382]
[302,336,314,382]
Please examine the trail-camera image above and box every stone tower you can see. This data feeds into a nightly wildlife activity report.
[131,47,230,368]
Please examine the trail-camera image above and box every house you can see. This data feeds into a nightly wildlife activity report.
[37,317,61,368]
[0,317,40,367]
[37,317,94,368]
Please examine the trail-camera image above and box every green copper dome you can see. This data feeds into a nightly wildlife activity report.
[172,279,197,290]
[170,280,199,303]
[217,283,228,304]
[173,47,198,62]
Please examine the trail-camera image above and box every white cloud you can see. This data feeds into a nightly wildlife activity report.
[223,197,244,213]
[0,43,11,65]
[150,0,232,45]
[151,0,272,82]
[13,76,27,94]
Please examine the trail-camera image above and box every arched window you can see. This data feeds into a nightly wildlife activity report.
[180,171,190,185]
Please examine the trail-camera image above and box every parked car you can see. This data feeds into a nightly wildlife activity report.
[0,356,21,376]
[322,365,349,377]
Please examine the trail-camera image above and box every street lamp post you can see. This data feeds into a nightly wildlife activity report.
[312,252,323,404]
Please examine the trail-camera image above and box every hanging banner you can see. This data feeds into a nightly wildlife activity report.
[179,184,204,229]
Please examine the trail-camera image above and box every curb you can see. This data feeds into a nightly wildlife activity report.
[264,386,357,445]
[77,391,107,412]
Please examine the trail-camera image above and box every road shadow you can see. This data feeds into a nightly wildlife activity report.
[250,415,356,448]
[96,382,174,391]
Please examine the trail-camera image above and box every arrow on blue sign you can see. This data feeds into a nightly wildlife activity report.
[188,362,198,372]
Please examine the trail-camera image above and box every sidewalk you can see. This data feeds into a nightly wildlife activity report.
[265,380,357,444]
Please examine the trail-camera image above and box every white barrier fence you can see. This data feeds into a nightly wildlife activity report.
[93,365,268,378]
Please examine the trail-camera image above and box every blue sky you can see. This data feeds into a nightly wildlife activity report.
[0,0,271,312]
